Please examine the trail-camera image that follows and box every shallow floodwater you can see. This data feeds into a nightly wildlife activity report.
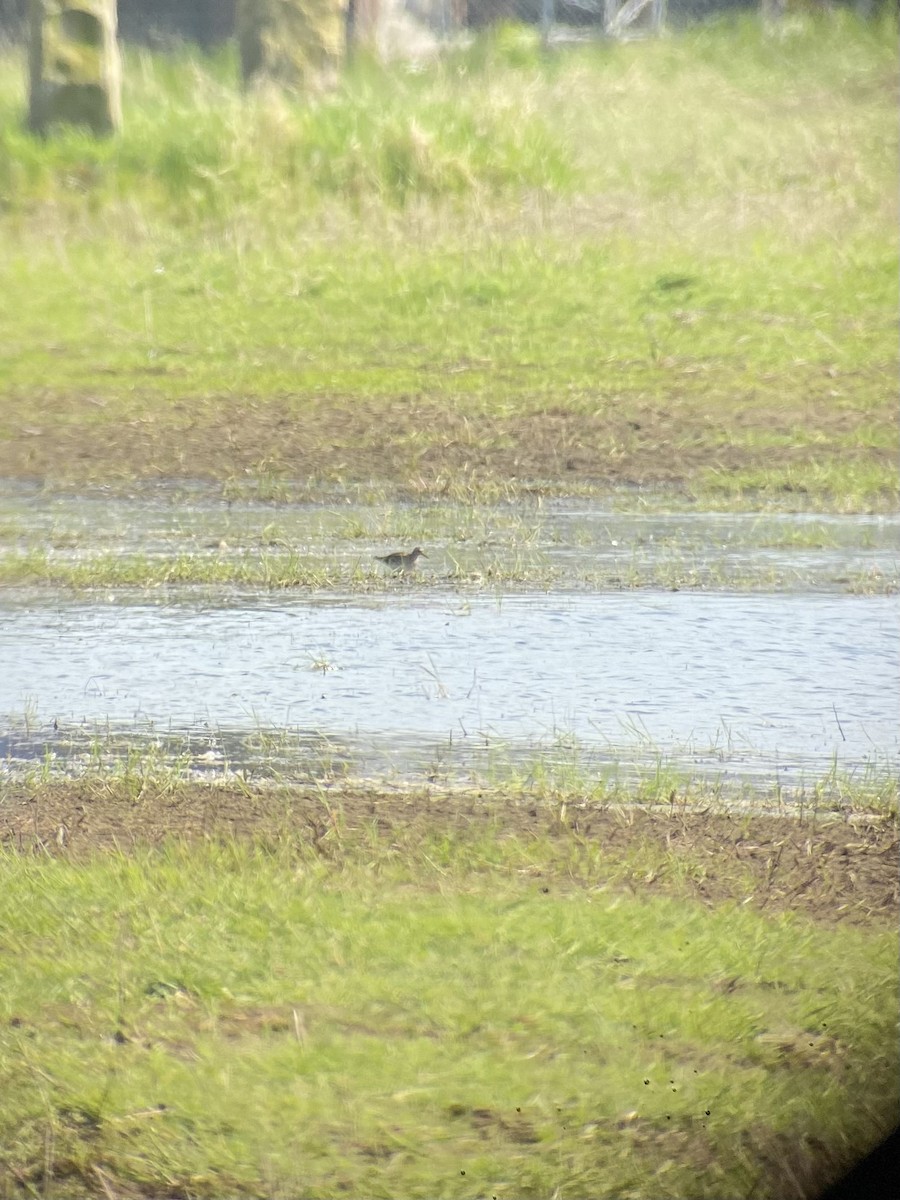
[1,591,896,788]
[2,484,897,789]
[1,483,897,591]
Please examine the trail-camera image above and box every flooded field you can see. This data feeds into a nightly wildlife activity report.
[1,589,897,789]
[1,485,897,792]
[0,482,897,591]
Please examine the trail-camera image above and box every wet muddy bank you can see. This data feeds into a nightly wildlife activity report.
[2,779,896,928]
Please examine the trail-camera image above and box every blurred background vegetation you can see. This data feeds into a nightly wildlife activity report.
[0,3,895,505]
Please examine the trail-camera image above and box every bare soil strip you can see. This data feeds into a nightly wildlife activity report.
[2,781,896,927]
[2,387,894,496]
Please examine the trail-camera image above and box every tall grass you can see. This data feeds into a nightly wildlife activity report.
[0,34,575,220]
[0,10,894,231]
[0,11,895,505]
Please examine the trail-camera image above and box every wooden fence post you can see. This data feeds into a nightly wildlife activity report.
[28,0,121,135]
[236,0,346,91]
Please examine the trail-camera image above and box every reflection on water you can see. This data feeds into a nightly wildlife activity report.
[1,591,896,788]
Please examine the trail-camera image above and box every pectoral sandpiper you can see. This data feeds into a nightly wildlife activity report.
[375,547,427,573]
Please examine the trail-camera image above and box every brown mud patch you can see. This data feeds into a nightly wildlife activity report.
[2,384,894,495]
[1,780,896,927]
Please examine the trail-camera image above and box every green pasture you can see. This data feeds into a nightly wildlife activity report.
[0,11,896,507]
[0,16,897,1197]
[0,824,896,1199]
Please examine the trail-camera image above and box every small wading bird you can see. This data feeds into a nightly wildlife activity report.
[375,547,427,573]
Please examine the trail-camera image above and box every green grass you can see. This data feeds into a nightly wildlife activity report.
[0,11,896,508]
[0,21,895,1196]
[2,232,894,401]
[0,14,893,224]
[0,541,895,593]
[0,830,896,1199]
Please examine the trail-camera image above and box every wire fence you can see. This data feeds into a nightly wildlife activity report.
[466,0,673,33]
